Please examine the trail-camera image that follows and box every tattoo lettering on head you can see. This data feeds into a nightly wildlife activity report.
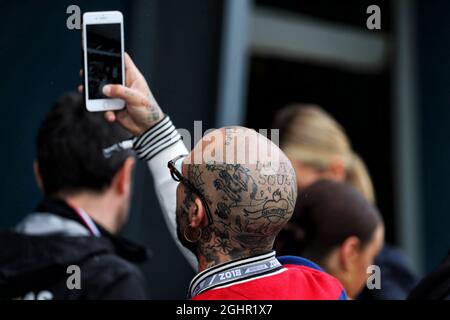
[245,189,289,223]
[184,159,297,266]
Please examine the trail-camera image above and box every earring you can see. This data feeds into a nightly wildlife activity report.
[184,225,202,243]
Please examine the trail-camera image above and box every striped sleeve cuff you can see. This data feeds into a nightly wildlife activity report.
[133,116,182,161]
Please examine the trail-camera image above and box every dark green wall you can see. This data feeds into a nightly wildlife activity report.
[418,0,450,272]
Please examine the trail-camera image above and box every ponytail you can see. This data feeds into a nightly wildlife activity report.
[346,152,376,204]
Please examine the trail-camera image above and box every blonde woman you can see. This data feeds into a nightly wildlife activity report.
[275,104,374,203]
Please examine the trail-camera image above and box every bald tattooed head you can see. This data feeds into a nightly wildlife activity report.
[176,127,297,267]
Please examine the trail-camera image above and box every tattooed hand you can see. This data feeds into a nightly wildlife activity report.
[101,53,164,136]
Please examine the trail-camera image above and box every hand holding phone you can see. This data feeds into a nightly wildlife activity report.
[102,53,164,136]
[79,52,164,136]
[81,11,164,135]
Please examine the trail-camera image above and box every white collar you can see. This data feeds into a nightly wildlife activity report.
[188,251,282,298]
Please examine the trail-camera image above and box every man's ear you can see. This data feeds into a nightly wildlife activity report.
[339,236,361,272]
[33,161,44,193]
[112,157,136,195]
[189,197,208,229]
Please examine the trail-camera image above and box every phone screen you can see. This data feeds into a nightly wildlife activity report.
[86,23,123,100]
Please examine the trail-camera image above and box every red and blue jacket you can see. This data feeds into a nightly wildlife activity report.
[190,251,347,300]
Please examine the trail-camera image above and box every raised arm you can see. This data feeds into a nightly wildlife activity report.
[84,53,198,270]
[132,116,198,269]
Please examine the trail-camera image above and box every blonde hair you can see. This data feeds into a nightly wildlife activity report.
[275,104,375,203]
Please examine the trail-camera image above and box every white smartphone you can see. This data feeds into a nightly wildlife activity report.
[82,11,126,112]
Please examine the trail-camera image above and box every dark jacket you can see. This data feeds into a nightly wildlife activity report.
[0,198,149,300]
[408,251,450,300]
[358,245,418,300]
